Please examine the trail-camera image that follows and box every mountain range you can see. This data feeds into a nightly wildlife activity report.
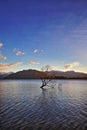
[1,69,87,79]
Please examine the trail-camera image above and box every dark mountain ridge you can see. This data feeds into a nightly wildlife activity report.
[0,72,13,79]
[3,69,87,79]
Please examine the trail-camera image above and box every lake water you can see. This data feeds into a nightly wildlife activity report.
[0,80,87,130]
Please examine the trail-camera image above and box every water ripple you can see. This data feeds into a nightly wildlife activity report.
[0,80,87,130]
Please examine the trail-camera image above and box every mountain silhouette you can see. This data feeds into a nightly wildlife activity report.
[3,69,87,79]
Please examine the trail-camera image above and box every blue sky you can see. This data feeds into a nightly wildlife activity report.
[0,0,87,73]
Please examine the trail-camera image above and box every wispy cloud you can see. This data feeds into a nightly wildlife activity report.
[33,49,38,54]
[41,50,44,52]
[0,43,3,48]
[29,61,40,65]
[0,52,7,60]
[51,66,62,71]
[64,62,80,70]
[0,62,23,72]
[13,48,25,56]
[0,62,23,68]
[33,49,44,54]
[13,48,17,52]
[8,62,23,67]
[16,51,25,56]
[73,45,87,61]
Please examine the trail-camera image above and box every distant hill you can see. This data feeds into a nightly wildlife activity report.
[4,69,45,79]
[47,70,87,79]
[4,69,87,79]
[0,72,13,79]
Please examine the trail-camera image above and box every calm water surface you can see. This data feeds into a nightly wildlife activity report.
[0,80,87,130]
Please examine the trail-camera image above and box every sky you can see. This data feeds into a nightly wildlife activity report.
[0,0,87,73]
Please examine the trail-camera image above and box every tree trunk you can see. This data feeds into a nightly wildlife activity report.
[40,85,46,88]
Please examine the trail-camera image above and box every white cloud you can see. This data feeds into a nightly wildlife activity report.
[16,51,25,56]
[33,49,38,54]
[64,62,80,70]
[13,48,25,56]
[0,52,7,60]
[0,43,3,48]
[33,49,44,54]
[29,61,40,65]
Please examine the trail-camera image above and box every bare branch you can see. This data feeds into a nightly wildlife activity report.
[40,65,56,88]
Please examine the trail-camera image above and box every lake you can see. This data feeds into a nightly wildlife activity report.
[0,80,87,130]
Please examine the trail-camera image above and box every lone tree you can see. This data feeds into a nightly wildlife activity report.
[40,65,56,88]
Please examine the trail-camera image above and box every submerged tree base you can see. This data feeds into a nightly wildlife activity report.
[40,85,46,88]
